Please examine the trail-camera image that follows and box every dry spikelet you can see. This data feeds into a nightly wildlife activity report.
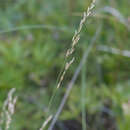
[57,0,96,89]
[57,57,75,89]
[0,88,17,130]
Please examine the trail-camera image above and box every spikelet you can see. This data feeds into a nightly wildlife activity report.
[57,57,75,89]
[66,0,96,58]
[0,88,17,130]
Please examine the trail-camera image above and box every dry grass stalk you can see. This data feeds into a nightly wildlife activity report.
[56,0,96,89]
[48,1,96,129]
[39,115,53,130]
[0,88,17,130]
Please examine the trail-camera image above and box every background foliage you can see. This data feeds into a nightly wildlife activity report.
[0,0,130,129]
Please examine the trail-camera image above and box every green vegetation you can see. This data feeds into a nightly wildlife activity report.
[0,0,130,129]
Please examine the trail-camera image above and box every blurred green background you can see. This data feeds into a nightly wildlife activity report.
[0,0,130,130]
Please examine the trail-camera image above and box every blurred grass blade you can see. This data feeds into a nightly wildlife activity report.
[97,45,130,58]
[101,6,130,30]
[0,24,71,34]
[81,65,87,130]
